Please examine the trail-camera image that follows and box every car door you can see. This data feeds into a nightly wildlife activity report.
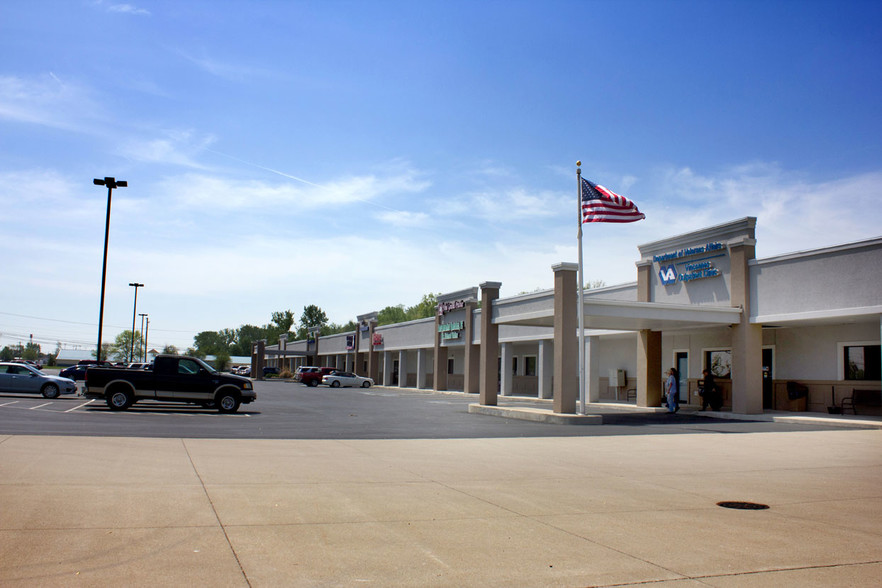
[0,365,17,392]
[338,372,358,387]
[172,358,217,401]
[9,365,39,393]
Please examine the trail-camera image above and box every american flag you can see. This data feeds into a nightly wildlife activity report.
[581,178,645,223]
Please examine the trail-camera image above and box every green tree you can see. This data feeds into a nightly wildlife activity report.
[22,342,40,361]
[231,324,264,356]
[109,331,143,363]
[213,350,231,372]
[0,346,15,361]
[378,305,407,326]
[405,293,439,321]
[194,331,228,356]
[162,344,179,355]
[271,310,295,332]
[297,305,328,339]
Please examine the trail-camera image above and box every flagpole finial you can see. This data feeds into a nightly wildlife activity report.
[576,160,581,167]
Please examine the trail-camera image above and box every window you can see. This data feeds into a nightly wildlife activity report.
[512,356,518,375]
[447,358,454,374]
[524,356,537,377]
[845,345,881,380]
[705,350,732,379]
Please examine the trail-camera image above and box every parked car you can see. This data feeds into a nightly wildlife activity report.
[295,366,336,387]
[59,364,89,381]
[263,366,280,376]
[238,366,252,377]
[322,371,374,388]
[0,362,77,398]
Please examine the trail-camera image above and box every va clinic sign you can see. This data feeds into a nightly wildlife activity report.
[655,242,725,285]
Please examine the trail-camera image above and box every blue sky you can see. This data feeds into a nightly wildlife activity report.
[1,0,881,353]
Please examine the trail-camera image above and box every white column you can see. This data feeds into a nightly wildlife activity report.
[416,348,428,389]
[500,342,513,396]
[398,350,408,388]
[538,340,553,399]
[585,335,600,403]
[382,351,392,386]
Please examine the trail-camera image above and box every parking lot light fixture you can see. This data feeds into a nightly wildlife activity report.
[139,313,148,362]
[129,283,144,361]
[93,177,127,364]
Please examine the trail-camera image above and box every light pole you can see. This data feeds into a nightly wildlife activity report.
[139,313,148,362]
[144,317,150,361]
[128,282,144,361]
[93,177,127,364]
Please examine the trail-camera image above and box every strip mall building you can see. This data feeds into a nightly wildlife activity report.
[256,218,882,415]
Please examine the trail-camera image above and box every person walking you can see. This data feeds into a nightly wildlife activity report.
[665,367,680,413]
[700,369,720,411]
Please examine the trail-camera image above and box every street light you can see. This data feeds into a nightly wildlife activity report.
[138,313,148,362]
[93,177,127,364]
[129,282,144,361]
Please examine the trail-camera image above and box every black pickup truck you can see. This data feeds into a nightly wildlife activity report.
[84,355,256,413]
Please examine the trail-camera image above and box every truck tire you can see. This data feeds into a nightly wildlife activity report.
[41,383,60,398]
[107,388,133,411]
[216,390,241,413]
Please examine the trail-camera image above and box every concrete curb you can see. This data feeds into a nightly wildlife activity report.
[468,403,603,425]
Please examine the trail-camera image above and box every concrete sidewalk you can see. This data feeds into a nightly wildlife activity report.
[1,429,881,587]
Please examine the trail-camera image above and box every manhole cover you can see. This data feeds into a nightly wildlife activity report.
[717,501,769,510]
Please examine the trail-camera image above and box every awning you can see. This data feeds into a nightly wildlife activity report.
[494,298,742,331]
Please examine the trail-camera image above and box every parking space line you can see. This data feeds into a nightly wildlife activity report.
[0,400,20,407]
[30,403,52,410]
[65,400,96,412]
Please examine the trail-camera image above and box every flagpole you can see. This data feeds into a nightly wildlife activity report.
[576,161,586,415]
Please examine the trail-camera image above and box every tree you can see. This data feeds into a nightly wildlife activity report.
[297,305,328,339]
[231,324,264,356]
[0,346,15,361]
[194,331,228,356]
[213,350,231,372]
[378,305,407,326]
[405,293,439,321]
[162,344,179,355]
[271,310,295,332]
[109,331,143,363]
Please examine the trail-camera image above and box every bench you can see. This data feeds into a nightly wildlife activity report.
[841,389,882,415]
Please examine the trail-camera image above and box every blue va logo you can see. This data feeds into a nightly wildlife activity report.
[659,264,678,285]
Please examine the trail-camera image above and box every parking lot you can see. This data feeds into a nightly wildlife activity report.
[0,377,865,440]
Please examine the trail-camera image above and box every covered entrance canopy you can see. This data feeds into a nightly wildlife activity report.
[494,296,742,331]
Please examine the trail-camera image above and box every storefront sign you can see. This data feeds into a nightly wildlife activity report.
[655,242,725,285]
[437,299,466,315]
[346,335,355,351]
[372,333,383,346]
[438,320,465,340]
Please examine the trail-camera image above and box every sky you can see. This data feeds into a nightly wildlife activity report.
[1,0,881,354]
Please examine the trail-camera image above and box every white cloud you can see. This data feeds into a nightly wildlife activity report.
[120,130,217,168]
[107,3,150,16]
[0,74,98,131]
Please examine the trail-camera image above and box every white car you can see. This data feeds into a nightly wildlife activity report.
[322,371,374,388]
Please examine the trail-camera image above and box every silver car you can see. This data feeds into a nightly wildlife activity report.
[0,362,78,398]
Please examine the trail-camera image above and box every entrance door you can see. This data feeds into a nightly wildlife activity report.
[676,352,688,403]
[762,348,774,409]
[392,359,399,386]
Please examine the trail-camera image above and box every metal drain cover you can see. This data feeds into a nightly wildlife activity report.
[717,501,769,510]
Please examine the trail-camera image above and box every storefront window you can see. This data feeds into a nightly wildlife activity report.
[524,356,537,377]
[845,345,881,380]
[705,350,732,379]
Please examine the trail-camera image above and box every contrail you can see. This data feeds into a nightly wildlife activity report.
[205,147,402,212]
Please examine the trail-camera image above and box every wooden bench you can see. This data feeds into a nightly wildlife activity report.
[841,389,882,415]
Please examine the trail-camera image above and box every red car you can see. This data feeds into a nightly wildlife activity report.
[294,366,336,387]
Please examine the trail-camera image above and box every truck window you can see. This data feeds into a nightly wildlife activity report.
[178,359,201,375]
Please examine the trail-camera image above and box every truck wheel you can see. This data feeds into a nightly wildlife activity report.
[41,383,60,398]
[107,389,133,411]
[217,391,241,413]
[308,379,319,387]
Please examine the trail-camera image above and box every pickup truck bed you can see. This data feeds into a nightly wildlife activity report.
[84,355,255,413]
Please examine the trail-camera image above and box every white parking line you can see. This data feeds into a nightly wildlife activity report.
[65,400,96,413]
[30,402,52,410]
[0,400,20,407]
